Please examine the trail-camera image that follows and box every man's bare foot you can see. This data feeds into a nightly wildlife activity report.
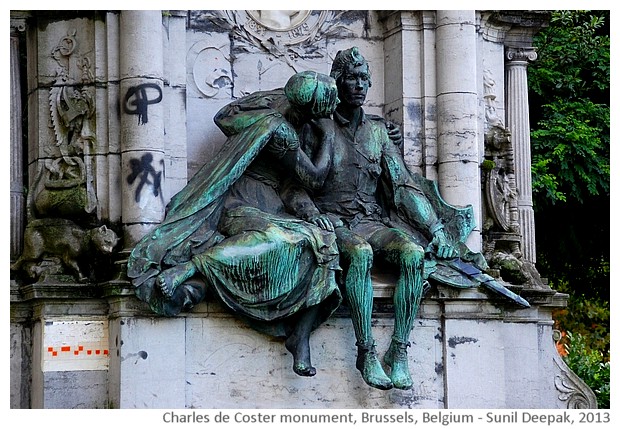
[156,262,197,298]
[356,342,393,390]
[285,333,316,377]
[384,339,413,390]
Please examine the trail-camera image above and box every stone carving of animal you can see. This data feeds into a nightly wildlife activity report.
[11,218,119,282]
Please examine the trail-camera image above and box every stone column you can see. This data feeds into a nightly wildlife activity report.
[505,47,538,263]
[119,11,166,247]
[381,11,438,178]
[10,18,26,261]
[435,10,482,251]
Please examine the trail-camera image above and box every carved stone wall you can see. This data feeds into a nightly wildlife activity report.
[185,10,386,178]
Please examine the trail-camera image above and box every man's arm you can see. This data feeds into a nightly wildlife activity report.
[379,122,457,259]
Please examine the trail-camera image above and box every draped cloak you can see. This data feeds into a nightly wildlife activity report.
[127,90,342,329]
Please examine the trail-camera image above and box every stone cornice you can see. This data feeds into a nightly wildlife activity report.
[480,10,550,45]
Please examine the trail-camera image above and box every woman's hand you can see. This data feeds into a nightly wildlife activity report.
[307,213,334,232]
[310,117,336,142]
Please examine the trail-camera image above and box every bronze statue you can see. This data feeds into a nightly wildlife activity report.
[127,71,342,377]
[127,50,528,390]
[282,47,528,390]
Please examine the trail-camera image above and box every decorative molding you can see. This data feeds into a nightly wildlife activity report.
[554,355,598,409]
[10,11,29,34]
[480,10,550,45]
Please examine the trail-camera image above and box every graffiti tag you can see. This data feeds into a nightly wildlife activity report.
[123,83,163,125]
[127,153,163,202]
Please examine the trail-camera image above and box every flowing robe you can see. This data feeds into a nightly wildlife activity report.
[127,90,342,329]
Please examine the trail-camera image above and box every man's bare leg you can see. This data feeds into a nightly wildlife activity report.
[337,228,393,390]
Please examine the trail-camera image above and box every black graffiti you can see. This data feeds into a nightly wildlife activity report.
[127,153,163,203]
[123,83,163,125]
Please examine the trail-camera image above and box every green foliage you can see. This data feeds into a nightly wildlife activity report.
[531,99,609,205]
[529,11,610,101]
[528,10,609,300]
[553,291,610,359]
[529,10,610,207]
[528,11,610,406]
[562,331,610,409]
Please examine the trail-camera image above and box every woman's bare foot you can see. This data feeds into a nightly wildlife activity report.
[156,262,197,298]
[285,333,316,377]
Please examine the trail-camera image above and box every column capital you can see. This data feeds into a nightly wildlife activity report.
[10,11,30,32]
[505,46,538,63]
[10,18,28,35]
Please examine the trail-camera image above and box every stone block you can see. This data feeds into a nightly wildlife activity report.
[108,317,187,408]
[41,370,109,409]
[183,311,444,409]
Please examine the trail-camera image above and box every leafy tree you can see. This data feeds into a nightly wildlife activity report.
[563,331,610,408]
[528,10,610,362]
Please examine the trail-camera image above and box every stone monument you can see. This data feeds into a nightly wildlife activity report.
[10,10,597,409]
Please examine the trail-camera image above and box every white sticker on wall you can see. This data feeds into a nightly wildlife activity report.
[42,319,109,372]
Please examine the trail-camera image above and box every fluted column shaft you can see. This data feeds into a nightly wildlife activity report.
[505,47,537,263]
[11,22,25,261]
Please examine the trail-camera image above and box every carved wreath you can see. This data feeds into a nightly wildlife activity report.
[196,11,354,71]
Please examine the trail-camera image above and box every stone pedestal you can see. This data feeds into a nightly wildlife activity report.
[11,279,596,409]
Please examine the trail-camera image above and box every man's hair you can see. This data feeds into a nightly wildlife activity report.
[330,47,372,88]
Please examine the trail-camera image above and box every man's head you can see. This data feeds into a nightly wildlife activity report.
[285,71,339,118]
[330,47,371,108]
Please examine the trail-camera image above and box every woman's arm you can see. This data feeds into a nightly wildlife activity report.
[280,118,335,190]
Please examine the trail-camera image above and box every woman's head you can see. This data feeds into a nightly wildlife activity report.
[284,71,339,118]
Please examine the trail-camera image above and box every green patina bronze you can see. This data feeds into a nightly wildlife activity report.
[127,52,528,390]
[128,71,342,377]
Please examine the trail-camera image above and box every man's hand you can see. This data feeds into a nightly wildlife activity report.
[430,228,458,259]
[386,121,402,144]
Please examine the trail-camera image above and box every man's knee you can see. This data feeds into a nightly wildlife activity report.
[347,241,374,266]
[337,231,374,267]
[397,241,425,266]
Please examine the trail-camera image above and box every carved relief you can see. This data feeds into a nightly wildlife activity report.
[188,43,233,99]
[194,11,353,71]
[482,68,518,236]
[10,219,119,283]
[40,30,97,218]
[554,355,598,409]
[246,10,311,31]
[481,68,543,286]
[12,29,117,284]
